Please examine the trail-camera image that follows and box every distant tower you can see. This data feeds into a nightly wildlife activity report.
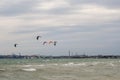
[69,50,71,57]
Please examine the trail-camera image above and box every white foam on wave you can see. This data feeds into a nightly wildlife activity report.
[75,63,86,66]
[89,62,103,66]
[109,63,115,67]
[37,64,45,67]
[91,62,99,65]
[62,61,108,67]
[63,62,74,66]
[21,64,46,68]
[119,60,120,63]
[22,68,36,72]
[62,62,86,67]
[22,65,32,67]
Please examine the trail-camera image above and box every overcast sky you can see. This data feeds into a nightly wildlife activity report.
[0,0,120,56]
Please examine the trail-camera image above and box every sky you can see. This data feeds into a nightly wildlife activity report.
[0,0,120,56]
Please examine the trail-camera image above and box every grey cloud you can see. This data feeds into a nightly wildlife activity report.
[0,0,71,16]
[69,0,120,8]
[0,0,39,16]
[0,0,120,17]
[11,19,120,36]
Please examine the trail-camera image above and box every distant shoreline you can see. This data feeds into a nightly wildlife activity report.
[0,54,120,59]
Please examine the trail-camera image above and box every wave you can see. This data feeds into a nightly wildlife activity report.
[62,62,87,67]
[0,69,5,71]
[21,68,36,72]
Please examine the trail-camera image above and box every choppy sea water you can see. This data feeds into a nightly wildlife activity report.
[0,59,120,80]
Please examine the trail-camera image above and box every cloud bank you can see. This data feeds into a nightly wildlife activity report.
[0,0,120,55]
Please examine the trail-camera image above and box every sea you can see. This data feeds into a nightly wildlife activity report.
[0,58,120,80]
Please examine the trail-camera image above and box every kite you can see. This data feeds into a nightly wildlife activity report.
[49,41,53,44]
[14,44,18,47]
[36,36,41,40]
[53,41,57,46]
[43,41,47,45]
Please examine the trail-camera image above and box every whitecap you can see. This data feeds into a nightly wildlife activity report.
[75,63,86,66]
[37,64,45,67]
[63,62,74,66]
[89,62,101,66]
[22,68,36,72]
[62,62,86,67]
[22,65,32,67]
[109,63,115,67]
[91,62,99,65]
[119,60,120,63]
